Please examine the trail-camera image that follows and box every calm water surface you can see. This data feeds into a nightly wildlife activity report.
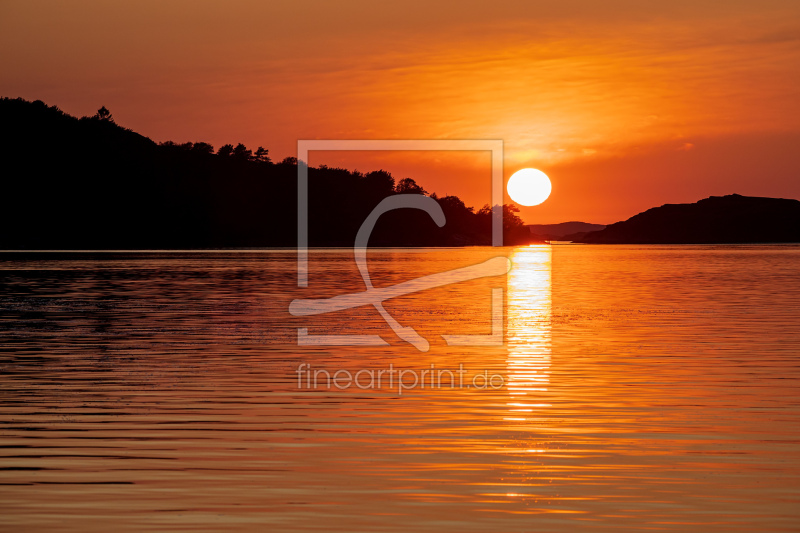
[1,246,799,531]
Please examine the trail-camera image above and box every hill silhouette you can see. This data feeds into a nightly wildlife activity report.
[578,194,800,244]
[526,221,606,241]
[0,97,530,249]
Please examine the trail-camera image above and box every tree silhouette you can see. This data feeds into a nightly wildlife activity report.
[476,204,527,242]
[395,177,427,195]
[254,146,270,163]
[217,144,234,157]
[363,170,395,194]
[503,204,525,229]
[478,204,524,228]
[93,106,114,122]
[233,143,252,161]
[192,142,214,155]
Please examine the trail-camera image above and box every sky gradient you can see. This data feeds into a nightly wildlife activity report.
[2,0,798,223]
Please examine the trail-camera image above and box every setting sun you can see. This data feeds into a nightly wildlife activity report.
[507,168,552,206]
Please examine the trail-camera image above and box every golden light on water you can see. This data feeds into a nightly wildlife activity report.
[506,246,553,420]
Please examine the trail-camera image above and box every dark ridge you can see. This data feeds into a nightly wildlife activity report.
[0,97,531,249]
[577,194,800,244]
[526,221,606,241]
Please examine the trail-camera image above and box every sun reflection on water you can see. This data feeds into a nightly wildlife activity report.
[505,246,552,420]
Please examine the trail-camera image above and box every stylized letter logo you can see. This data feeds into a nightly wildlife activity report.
[290,194,510,351]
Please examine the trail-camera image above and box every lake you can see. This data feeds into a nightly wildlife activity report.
[1,245,799,531]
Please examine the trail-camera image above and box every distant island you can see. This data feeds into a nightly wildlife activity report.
[526,222,606,242]
[0,97,532,249]
[577,194,800,244]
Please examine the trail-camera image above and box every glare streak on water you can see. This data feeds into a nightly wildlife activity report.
[0,246,799,532]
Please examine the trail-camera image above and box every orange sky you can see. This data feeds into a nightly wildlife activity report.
[2,0,799,223]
